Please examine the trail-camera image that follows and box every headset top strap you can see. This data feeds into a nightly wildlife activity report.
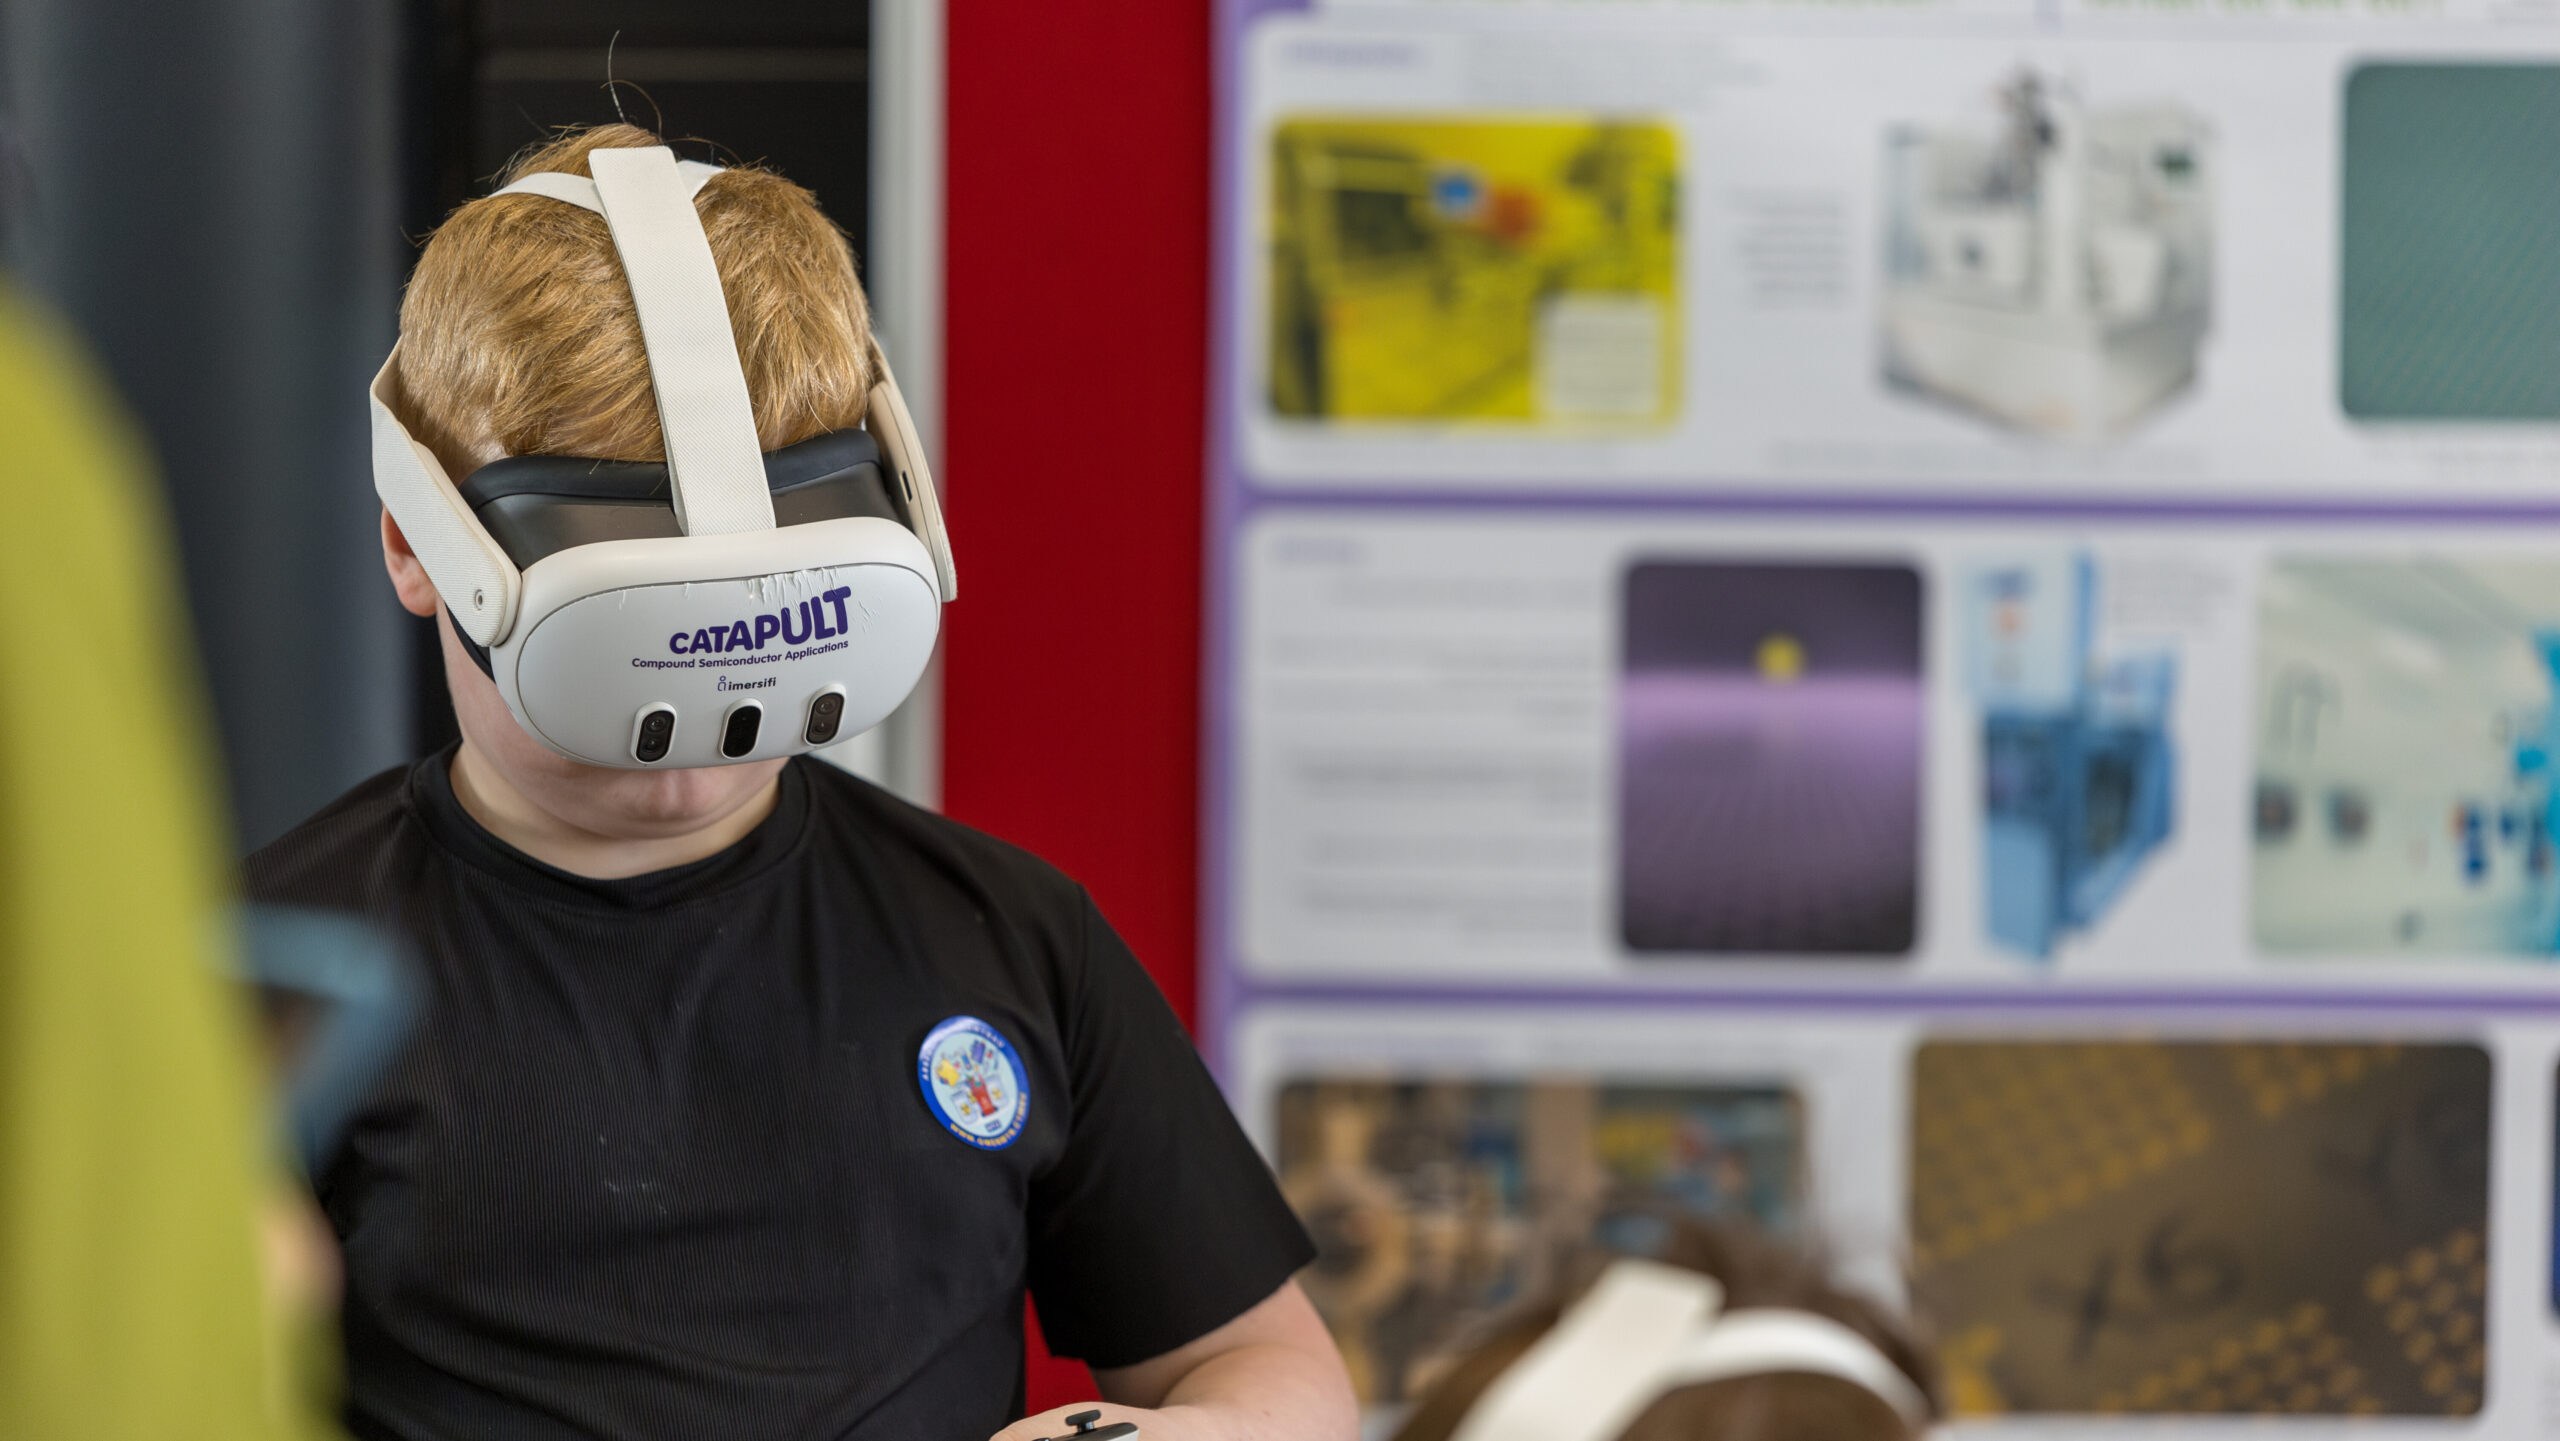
[482,148,953,600]
[501,146,774,537]
[491,159,723,212]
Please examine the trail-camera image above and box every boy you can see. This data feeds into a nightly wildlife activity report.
[248,125,1355,1441]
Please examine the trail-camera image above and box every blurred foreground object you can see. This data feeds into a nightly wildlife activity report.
[0,282,330,1440]
[240,907,415,1179]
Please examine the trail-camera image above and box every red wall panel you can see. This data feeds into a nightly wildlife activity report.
[944,0,1214,1414]
[944,2,1211,1021]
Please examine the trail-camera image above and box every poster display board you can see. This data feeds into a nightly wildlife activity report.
[1206,1,2560,1432]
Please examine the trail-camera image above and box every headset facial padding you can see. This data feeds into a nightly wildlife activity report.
[456,430,901,571]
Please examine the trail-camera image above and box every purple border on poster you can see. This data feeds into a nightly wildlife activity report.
[1229,978,2560,1017]
[1203,0,1247,1079]
[1198,0,2560,1083]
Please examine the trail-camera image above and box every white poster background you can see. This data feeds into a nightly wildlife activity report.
[1208,1,2560,1432]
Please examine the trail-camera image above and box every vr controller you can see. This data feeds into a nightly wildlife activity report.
[372,146,954,770]
[1036,1410,1138,1441]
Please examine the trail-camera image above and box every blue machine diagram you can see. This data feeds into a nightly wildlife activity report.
[1965,554,2177,959]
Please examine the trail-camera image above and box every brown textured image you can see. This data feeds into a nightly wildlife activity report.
[1274,1079,1802,1406]
[1910,1041,2489,1417]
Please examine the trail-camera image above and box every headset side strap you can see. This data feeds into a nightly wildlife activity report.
[867,360,955,601]
[369,351,521,645]
[587,145,775,537]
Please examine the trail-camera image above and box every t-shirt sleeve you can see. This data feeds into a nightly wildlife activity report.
[1023,891,1316,1369]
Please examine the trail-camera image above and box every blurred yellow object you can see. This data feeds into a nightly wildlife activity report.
[1756,633,1807,684]
[1268,115,1680,425]
[0,282,331,1440]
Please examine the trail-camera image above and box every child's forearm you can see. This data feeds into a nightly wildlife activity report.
[1144,1333,1362,1441]
[992,1281,1358,1441]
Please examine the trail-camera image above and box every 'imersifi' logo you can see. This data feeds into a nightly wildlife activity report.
[669,585,856,655]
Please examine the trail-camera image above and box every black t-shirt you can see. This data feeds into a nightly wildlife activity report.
[246,748,1313,1441]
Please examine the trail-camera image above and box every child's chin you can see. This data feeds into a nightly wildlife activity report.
[573,762,777,834]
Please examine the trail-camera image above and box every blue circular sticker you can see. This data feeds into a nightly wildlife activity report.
[916,1015,1029,1149]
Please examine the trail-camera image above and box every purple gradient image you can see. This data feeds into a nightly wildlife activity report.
[1619,562,1924,955]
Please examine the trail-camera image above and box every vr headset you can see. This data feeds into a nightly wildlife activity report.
[370,145,954,769]
[1449,1258,1930,1441]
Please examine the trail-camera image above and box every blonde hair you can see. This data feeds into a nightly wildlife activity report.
[395,123,877,477]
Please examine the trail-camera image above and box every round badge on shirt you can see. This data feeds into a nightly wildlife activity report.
[916,1015,1029,1149]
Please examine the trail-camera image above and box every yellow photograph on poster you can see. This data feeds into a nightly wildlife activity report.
[1267,115,1681,427]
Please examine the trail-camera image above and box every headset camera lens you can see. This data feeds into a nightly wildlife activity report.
[805,692,846,745]
[634,707,676,764]
[720,703,764,759]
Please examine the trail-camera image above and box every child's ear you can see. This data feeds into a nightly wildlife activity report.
[379,509,443,619]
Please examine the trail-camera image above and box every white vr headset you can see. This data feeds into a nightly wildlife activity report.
[1448,1258,1931,1441]
[370,145,954,769]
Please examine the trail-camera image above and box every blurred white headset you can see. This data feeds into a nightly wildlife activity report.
[1449,1258,1931,1441]
[370,144,953,769]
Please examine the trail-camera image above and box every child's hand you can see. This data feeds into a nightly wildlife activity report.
[261,1187,340,1317]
